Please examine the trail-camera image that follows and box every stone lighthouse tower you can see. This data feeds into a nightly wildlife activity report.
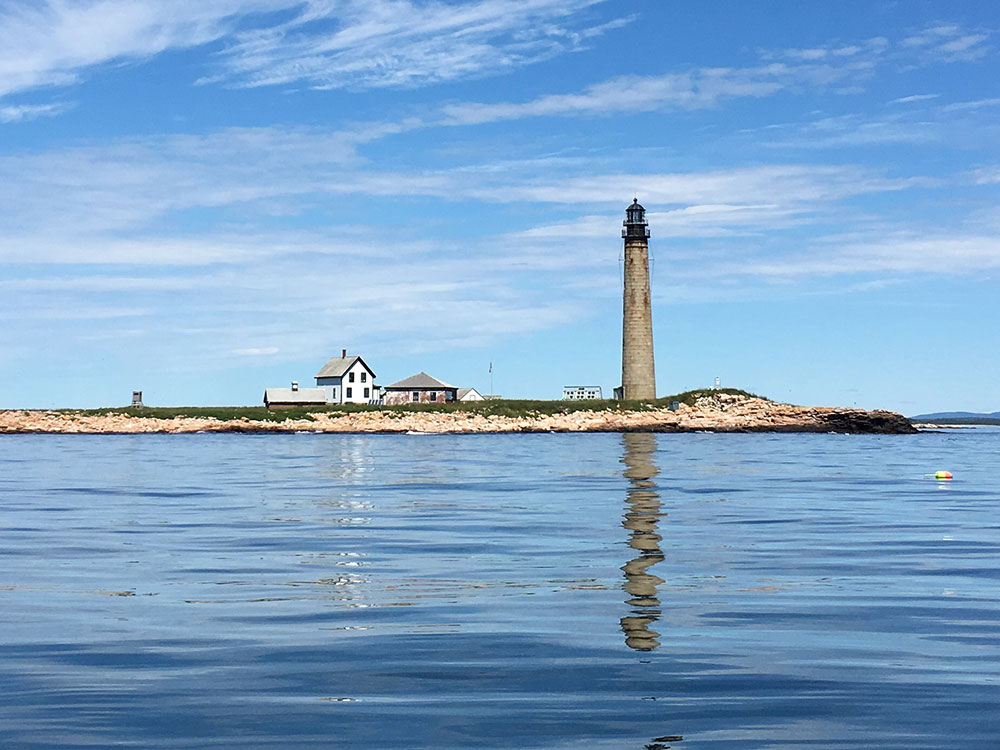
[621,198,656,400]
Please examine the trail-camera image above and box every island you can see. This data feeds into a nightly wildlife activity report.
[0,390,916,434]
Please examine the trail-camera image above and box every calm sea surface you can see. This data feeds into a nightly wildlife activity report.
[2,430,999,749]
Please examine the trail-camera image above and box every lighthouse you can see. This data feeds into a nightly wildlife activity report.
[621,198,656,400]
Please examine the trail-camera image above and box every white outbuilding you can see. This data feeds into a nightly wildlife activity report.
[264,381,328,410]
[563,385,603,400]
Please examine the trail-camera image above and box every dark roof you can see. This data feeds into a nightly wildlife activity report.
[315,355,375,379]
[627,197,645,212]
[385,371,456,390]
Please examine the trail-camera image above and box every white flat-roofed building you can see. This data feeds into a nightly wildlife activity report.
[264,382,328,410]
[563,385,603,400]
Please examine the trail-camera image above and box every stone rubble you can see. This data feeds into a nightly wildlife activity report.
[0,394,916,434]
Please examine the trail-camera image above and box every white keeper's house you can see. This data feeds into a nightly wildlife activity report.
[315,349,378,404]
[263,350,378,409]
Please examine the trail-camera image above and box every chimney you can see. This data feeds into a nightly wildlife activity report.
[291,381,299,391]
[342,348,347,358]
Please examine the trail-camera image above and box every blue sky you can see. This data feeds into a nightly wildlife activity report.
[1,0,998,414]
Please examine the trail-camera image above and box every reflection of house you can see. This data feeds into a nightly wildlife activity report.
[315,350,377,404]
[264,381,328,409]
[384,372,457,404]
[564,385,603,400]
[457,387,485,402]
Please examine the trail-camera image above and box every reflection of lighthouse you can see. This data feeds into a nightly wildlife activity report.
[620,432,664,651]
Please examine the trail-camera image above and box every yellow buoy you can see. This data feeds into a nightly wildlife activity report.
[935,470,953,480]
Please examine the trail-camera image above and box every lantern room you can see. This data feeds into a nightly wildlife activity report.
[622,198,650,240]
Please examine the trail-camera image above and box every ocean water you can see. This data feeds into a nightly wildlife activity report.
[1,429,999,749]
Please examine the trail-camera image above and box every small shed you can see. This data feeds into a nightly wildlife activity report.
[384,372,458,405]
[457,387,485,402]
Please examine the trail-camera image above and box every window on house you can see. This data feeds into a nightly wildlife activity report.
[430,392,437,402]
[364,388,370,398]
[412,391,419,402]
[346,387,353,398]
[361,372,367,383]
[349,372,355,383]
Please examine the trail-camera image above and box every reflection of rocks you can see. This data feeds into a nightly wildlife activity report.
[620,433,664,652]
[0,393,916,433]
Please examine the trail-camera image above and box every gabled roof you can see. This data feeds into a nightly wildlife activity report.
[264,387,327,405]
[457,387,482,400]
[385,371,456,390]
[315,355,376,379]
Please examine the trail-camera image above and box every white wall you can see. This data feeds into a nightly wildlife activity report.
[342,361,375,403]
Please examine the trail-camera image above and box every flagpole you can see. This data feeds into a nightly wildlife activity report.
[489,361,493,399]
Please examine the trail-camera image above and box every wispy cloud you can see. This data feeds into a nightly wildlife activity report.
[942,97,1000,112]
[0,0,618,102]
[759,35,889,65]
[0,126,370,240]
[970,166,1000,185]
[890,93,939,104]
[0,0,271,99]
[901,23,991,61]
[439,22,993,127]
[0,123,926,267]
[1,110,960,367]
[0,101,72,123]
[0,304,151,321]
[205,0,620,90]
[761,22,991,71]
[1,245,590,369]
[755,112,942,148]
[730,232,1000,278]
[466,165,922,206]
[743,93,1000,151]
[232,347,280,356]
[441,66,788,125]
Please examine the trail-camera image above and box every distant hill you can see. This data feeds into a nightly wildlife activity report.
[909,411,1000,425]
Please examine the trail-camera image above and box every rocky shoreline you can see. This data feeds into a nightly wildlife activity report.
[0,394,916,434]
